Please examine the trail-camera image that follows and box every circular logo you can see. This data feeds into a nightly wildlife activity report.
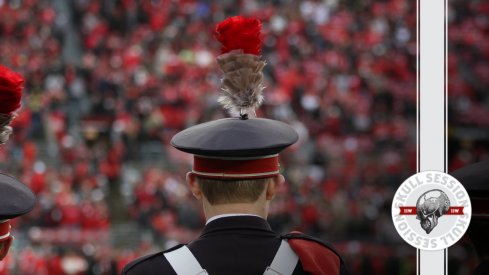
[391,171,472,250]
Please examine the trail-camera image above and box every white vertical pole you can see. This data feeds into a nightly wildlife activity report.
[418,0,447,273]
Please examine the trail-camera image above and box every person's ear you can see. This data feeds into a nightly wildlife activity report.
[266,174,285,200]
[186,172,203,200]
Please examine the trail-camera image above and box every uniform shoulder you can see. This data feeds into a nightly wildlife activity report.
[282,231,348,275]
[281,231,342,261]
[122,244,184,275]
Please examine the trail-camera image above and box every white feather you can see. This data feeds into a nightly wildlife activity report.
[217,53,266,116]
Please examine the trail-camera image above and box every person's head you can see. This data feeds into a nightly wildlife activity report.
[186,173,285,218]
[171,16,298,220]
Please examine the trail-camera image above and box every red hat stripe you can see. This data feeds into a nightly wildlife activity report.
[193,155,280,179]
[0,220,10,241]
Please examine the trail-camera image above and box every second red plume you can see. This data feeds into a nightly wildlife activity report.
[0,65,24,115]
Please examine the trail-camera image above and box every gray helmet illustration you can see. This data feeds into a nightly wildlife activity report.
[416,189,450,234]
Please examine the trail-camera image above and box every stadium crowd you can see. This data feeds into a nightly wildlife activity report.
[0,0,486,274]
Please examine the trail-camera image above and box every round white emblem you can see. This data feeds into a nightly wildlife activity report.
[391,171,472,250]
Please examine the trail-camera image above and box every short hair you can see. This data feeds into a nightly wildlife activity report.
[196,177,270,205]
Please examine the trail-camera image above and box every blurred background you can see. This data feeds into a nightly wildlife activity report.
[0,0,487,274]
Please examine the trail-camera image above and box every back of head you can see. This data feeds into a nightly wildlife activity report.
[197,177,270,205]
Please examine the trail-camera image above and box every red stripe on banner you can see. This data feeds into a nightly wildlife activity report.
[193,155,279,178]
[399,207,417,215]
[445,207,464,215]
[399,206,465,215]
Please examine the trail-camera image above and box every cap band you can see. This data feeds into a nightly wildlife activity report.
[0,220,10,241]
[193,155,280,179]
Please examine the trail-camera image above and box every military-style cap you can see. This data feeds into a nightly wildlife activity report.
[451,160,489,219]
[0,173,35,220]
[172,118,298,158]
[172,118,298,179]
[0,173,36,241]
[171,16,298,179]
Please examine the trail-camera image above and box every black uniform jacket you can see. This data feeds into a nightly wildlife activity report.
[473,260,489,275]
[123,216,347,275]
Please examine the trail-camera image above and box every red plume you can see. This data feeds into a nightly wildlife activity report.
[215,16,263,55]
[0,65,24,115]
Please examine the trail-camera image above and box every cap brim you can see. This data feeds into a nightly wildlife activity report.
[171,118,298,158]
[0,173,36,220]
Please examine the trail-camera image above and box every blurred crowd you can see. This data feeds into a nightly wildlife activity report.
[0,0,487,274]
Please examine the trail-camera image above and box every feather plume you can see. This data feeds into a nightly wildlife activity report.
[0,65,24,115]
[215,17,266,116]
[215,16,263,55]
[217,53,266,115]
[0,65,24,144]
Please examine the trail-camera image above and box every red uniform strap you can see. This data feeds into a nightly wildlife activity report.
[281,231,347,275]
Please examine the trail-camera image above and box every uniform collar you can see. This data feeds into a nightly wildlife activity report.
[206,213,262,225]
[200,215,274,237]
